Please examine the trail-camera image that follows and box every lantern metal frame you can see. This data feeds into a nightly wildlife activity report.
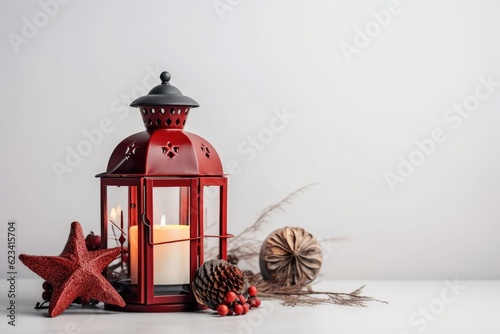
[97,71,229,312]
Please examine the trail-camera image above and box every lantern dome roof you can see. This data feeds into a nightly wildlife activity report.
[103,129,223,176]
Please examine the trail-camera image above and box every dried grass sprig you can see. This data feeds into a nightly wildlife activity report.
[247,273,387,307]
[230,183,316,244]
[228,183,316,267]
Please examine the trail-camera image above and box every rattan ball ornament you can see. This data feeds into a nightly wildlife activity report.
[259,226,323,286]
[192,259,249,310]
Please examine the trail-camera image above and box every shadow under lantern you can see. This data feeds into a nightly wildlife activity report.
[97,71,229,312]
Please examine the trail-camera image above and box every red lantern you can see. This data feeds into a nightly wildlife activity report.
[97,71,229,311]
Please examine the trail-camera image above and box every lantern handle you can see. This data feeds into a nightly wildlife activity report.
[140,212,153,246]
[95,143,137,178]
[140,211,233,246]
[95,155,130,177]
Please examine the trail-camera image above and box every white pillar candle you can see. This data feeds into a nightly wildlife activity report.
[129,215,190,285]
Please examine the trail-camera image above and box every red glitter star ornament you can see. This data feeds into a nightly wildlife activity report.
[19,221,126,317]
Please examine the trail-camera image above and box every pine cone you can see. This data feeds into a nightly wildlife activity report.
[259,226,323,287]
[192,259,249,310]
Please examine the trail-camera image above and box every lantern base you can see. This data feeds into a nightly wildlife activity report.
[104,302,208,312]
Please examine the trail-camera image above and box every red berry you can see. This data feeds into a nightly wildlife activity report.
[217,304,229,316]
[42,290,51,301]
[248,297,256,308]
[248,286,258,297]
[121,253,129,263]
[254,298,261,308]
[85,232,101,251]
[238,295,246,304]
[42,281,52,291]
[242,303,250,314]
[225,291,237,304]
[233,304,243,315]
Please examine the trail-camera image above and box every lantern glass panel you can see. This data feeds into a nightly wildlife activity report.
[105,185,133,285]
[203,186,221,261]
[151,186,191,295]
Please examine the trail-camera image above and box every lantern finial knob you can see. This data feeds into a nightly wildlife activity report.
[160,71,171,84]
[130,70,199,108]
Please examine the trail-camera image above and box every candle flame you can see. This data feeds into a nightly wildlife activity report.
[110,207,117,221]
[160,214,166,226]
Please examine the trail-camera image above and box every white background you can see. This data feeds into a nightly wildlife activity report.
[1,0,499,280]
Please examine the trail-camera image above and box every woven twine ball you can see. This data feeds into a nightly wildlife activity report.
[259,226,323,287]
[192,259,249,310]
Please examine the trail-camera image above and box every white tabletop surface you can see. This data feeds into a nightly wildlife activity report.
[2,278,499,334]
